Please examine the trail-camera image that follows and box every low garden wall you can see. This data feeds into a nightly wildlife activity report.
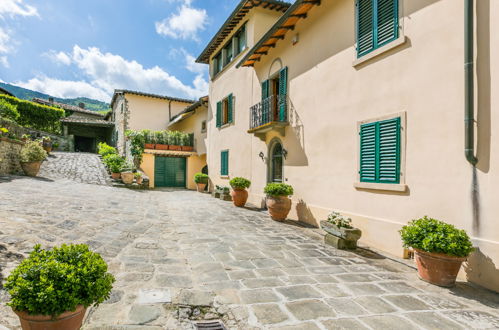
[0,117,71,151]
[0,137,23,175]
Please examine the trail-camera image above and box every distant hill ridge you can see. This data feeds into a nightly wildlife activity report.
[0,82,110,113]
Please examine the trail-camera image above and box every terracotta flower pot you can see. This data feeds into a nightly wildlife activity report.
[181,146,193,151]
[14,305,86,330]
[111,172,121,180]
[136,177,143,185]
[21,161,42,177]
[155,144,169,150]
[196,182,207,192]
[144,143,156,149]
[231,189,248,207]
[121,172,134,184]
[413,248,467,287]
[169,145,182,151]
[266,196,292,221]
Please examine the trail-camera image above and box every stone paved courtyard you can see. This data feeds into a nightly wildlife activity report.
[1,155,499,329]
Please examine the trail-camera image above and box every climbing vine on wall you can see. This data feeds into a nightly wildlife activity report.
[125,130,145,168]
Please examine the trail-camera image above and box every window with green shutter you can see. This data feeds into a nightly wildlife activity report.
[359,117,401,184]
[216,101,222,127]
[216,95,233,128]
[356,0,399,58]
[221,150,229,176]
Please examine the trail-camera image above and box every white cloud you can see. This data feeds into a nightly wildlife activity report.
[0,56,9,68]
[43,50,72,65]
[0,0,38,19]
[0,27,11,54]
[16,77,111,101]
[17,45,209,102]
[155,3,207,41]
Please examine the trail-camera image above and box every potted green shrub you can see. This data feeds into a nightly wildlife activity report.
[135,171,143,185]
[42,136,52,154]
[104,154,125,180]
[5,244,114,330]
[229,177,251,207]
[20,141,47,176]
[264,183,293,221]
[194,172,209,192]
[21,134,31,143]
[399,216,474,287]
[143,130,155,149]
[155,131,168,150]
[321,212,362,249]
[180,133,193,152]
[121,162,135,184]
[168,131,182,151]
[97,142,117,158]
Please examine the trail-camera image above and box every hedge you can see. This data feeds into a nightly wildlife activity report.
[0,94,65,134]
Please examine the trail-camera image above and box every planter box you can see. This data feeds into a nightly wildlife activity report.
[168,145,182,151]
[144,144,156,149]
[155,144,168,150]
[181,146,194,152]
[321,221,362,250]
[212,187,231,200]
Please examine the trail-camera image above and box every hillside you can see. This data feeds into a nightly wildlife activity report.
[0,82,110,112]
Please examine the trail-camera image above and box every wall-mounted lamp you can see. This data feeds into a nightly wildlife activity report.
[282,148,288,159]
[259,151,265,160]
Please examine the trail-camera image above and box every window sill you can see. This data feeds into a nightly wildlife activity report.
[220,175,230,179]
[211,47,249,81]
[218,123,233,130]
[354,182,407,192]
[353,35,407,67]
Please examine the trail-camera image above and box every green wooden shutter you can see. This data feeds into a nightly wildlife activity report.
[359,122,377,182]
[228,94,233,123]
[262,80,269,101]
[216,101,222,127]
[278,67,288,121]
[359,117,400,183]
[376,0,398,47]
[221,150,229,176]
[378,117,400,183]
[357,0,374,57]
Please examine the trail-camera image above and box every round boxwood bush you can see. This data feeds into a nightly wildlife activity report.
[194,172,209,184]
[4,244,115,317]
[229,177,251,190]
[399,216,474,257]
[20,141,47,162]
[264,183,293,197]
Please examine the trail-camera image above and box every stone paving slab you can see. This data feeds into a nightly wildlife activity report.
[0,174,498,329]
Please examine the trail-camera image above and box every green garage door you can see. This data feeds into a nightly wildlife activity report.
[154,156,186,188]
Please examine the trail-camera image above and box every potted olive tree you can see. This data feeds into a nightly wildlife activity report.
[264,183,293,221]
[399,216,474,287]
[20,141,47,177]
[5,244,115,330]
[194,172,209,192]
[321,212,362,249]
[229,177,251,207]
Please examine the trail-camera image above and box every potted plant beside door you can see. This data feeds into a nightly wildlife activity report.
[264,183,293,221]
[20,141,47,177]
[194,172,209,192]
[5,244,114,330]
[399,216,474,287]
[229,177,251,207]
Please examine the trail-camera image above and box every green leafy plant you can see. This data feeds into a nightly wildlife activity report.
[5,244,114,317]
[327,211,353,229]
[0,95,64,134]
[194,172,209,184]
[20,141,47,162]
[264,183,293,197]
[125,130,145,167]
[52,142,60,149]
[0,98,20,121]
[0,127,8,136]
[97,142,117,157]
[103,154,125,173]
[399,216,474,257]
[230,177,251,190]
[154,131,165,145]
[134,172,142,178]
[42,136,51,142]
[22,134,31,140]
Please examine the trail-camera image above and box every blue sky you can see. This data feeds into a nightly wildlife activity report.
[0,0,290,102]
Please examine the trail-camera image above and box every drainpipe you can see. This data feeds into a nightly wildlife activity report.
[168,100,172,121]
[464,0,478,165]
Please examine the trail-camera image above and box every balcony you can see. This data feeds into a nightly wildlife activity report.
[248,94,288,140]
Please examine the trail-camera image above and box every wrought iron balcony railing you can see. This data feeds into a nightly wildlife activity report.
[249,94,288,130]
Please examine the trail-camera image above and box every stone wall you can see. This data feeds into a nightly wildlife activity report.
[0,117,71,151]
[0,138,23,175]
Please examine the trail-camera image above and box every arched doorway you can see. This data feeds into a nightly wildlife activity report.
[269,139,283,183]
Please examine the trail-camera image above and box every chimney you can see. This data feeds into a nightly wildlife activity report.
[48,97,54,103]
[78,102,85,109]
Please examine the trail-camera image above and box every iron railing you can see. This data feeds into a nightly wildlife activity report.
[249,94,288,130]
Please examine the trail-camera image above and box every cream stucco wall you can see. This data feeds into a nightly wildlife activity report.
[169,106,208,156]
[205,0,499,292]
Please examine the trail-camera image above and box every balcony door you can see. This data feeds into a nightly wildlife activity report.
[269,140,283,183]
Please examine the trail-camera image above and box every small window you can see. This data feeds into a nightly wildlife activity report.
[216,94,233,128]
[356,0,399,58]
[213,53,223,76]
[221,150,229,176]
[224,40,233,65]
[235,25,246,55]
[359,116,401,184]
[201,120,207,133]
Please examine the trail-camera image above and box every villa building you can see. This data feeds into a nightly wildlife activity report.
[197,0,499,292]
